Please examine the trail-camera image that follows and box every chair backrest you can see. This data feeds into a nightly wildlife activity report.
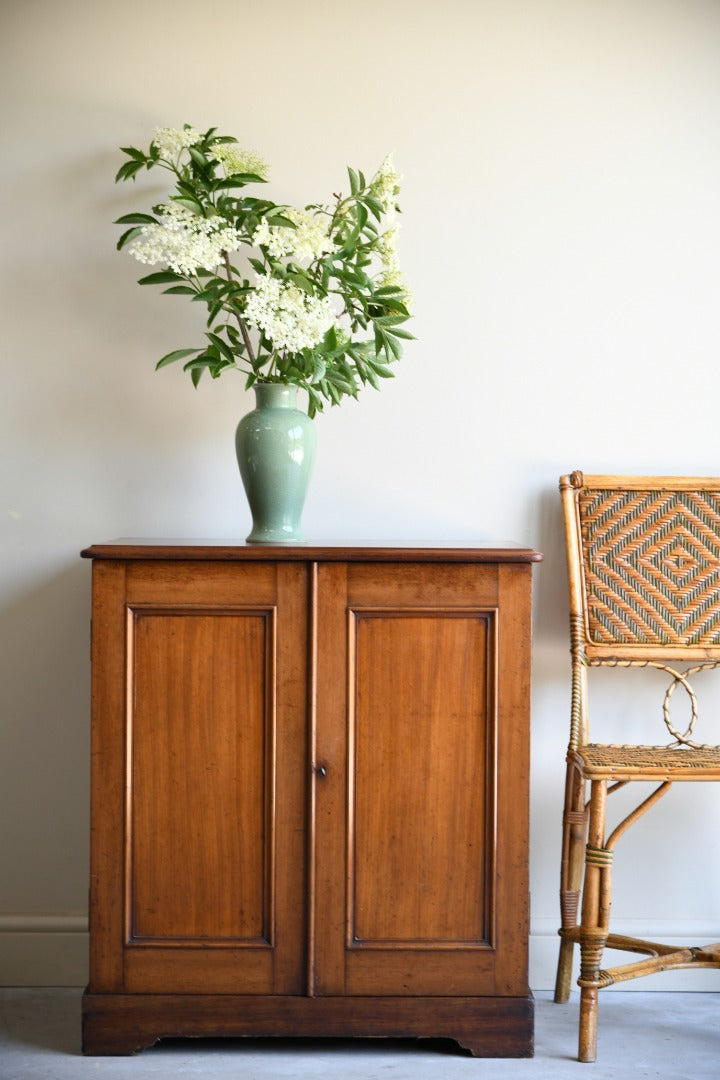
[560,472,720,662]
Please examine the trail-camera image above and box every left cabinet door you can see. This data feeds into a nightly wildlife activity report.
[88,559,309,995]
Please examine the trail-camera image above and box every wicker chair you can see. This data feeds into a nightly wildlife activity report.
[555,471,720,1062]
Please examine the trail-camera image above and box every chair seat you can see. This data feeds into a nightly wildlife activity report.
[570,743,720,779]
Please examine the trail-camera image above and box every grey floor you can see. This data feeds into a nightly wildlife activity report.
[0,989,717,1080]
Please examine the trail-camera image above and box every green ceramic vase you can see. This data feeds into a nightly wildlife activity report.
[235,383,316,543]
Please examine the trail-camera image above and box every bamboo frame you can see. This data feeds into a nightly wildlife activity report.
[555,472,720,1062]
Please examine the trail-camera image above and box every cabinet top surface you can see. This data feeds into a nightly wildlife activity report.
[81,539,542,564]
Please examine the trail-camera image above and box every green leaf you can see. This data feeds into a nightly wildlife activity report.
[114,212,158,225]
[137,271,184,285]
[183,354,214,370]
[287,271,313,295]
[347,167,359,195]
[119,146,147,161]
[114,159,144,183]
[369,357,395,376]
[206,299,224,326]
[376,298,410,317]
[206,332,236,364]
[383,334,402,360]
[191,366,204,387]
[307,386,323,418]
[188,147,210,170]
[170,195,203,214]
[323,325,339,352]
[363,194,384,220]
[358,361,380,389]
[156,348,201,369]
[264,213,295,227]
[163,285,197,295]
[219,172,268,186]
[310,357,327,384]
[214,177,249,191]
[116,226,142,251]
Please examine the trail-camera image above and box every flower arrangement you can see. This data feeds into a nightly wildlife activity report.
[115,125,412,416]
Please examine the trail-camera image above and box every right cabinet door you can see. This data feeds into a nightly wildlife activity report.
[313,560,531,998]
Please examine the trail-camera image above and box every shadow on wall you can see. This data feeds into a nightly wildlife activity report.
[527,478,569,648]
[0,563,91,912]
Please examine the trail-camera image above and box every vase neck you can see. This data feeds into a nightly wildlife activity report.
[254,382,298,409]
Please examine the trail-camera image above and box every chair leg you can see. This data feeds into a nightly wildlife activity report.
[554,762,587,1003]
[577,779,610,1063]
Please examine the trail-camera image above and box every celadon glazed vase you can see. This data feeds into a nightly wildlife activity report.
[235,382,316,543]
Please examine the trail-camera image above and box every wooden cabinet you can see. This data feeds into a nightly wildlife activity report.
[80,542,540,1056]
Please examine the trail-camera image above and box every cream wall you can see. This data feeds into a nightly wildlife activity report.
[2,0,720,989]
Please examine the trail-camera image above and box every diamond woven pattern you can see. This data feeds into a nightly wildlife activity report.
[579,488,720,645]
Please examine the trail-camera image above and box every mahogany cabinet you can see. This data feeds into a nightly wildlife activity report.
[80,541,540,1056]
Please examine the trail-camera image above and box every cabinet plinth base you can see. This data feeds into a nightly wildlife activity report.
[82,991,534,1058]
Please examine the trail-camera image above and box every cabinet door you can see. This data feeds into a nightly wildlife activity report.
[312,561,531,997]
[89,560,309,995]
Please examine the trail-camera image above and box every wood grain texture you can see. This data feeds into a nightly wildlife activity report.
[82,992,534,1057]
[82,540,542,564]
[83,545,536,1054]
[88,561,127,993]
[351,610,491,945]
[89,560,309,997]
[312,562,531,998]
[129,608,272,942]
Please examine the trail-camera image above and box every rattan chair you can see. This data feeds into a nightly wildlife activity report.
[554,471,720,1062]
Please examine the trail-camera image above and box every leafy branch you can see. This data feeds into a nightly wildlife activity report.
[115,125,413,415]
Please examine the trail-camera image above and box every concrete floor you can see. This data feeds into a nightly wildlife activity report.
[0,989,717,1079]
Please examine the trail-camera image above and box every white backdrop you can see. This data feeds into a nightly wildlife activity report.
[2,0,720,988]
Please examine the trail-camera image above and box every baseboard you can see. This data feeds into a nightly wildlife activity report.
[1,916,718,990]
[531,919,720,992]
[0,915,88,986]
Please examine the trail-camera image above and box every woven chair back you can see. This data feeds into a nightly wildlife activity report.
[561,472,720,662]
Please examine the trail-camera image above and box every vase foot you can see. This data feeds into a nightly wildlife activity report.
[245,530,307,544]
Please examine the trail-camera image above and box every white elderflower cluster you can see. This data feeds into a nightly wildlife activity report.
[152,126,202,160]
[377,224,400,277]
[127,203,242,276]
[376,223,412,302]
[245,274,335,354]
[208,143,269,179]
[370,153,402,215]
[253,208,333,262]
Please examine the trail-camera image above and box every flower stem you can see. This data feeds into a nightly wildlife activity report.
[223,250,256,365]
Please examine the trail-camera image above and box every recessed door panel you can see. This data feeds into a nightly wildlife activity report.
[351,611,490,946]
[130,609,272,944]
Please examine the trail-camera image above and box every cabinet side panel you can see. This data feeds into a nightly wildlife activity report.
[88,561,128,992]
[129,609,272,942]
[351,612,492,945]
[491,563,533,994]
